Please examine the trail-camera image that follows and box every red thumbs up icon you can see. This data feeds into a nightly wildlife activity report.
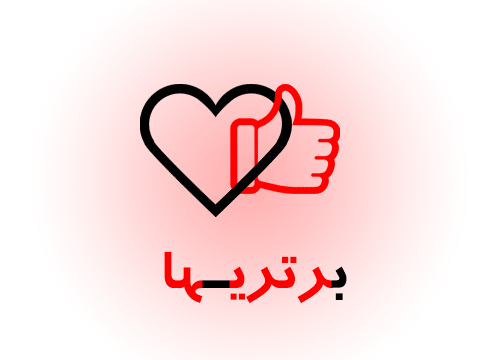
[230,84,340,194]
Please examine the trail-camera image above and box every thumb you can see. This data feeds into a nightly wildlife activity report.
[257,84,303,127]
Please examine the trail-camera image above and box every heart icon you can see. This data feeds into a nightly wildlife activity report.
[140,84,292,216]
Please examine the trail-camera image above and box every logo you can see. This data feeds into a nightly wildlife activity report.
[141,84,339,216]
[165,252,346,303]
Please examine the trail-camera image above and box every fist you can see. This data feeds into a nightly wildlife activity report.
[230,85,340,194]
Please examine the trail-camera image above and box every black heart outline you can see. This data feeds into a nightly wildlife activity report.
[140,84,292,216]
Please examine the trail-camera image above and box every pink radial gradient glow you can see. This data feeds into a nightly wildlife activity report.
[46,2,458,358]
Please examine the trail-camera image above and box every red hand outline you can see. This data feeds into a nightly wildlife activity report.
[230,84,339,194]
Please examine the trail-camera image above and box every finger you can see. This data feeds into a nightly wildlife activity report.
[313,159,329,173]
[313,158,336,178]
[317,134,339,159]
[293,118,340,141]
[316,142,333,157]
[257,84,302,127]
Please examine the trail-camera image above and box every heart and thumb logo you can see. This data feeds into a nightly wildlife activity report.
[140,84,292,216]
